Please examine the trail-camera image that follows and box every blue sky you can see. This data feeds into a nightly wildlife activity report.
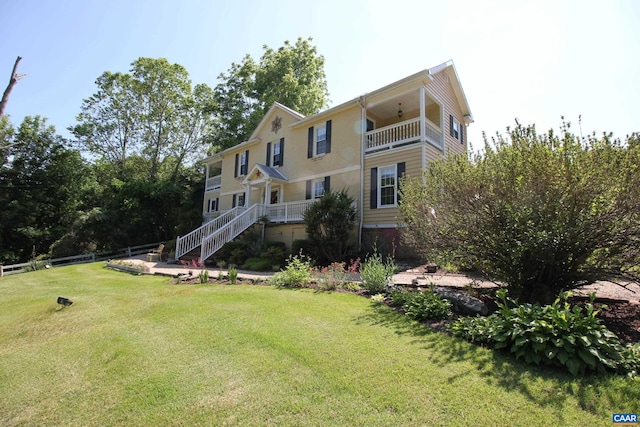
[1,0,638,152]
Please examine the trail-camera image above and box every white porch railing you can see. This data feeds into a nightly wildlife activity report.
[365,118,443,153]
[176,207,244,259]
[265,200,314,223]
[201,204,266,261]
[206,175,221,191]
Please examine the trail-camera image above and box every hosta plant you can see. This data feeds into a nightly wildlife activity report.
[451,290,639,376]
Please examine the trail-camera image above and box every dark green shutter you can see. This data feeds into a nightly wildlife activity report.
[266,142,271,166]
[449,115,454,137]
[232,194,236,208]
[460,124,464,143]
[306,180,312,200]
[324,176,330,194]
[243,150,249,175]
[370,168,378,209]
[234,153,239,177]
[396,162,405,204]
[308,127,314,158]
[326,120,332,153]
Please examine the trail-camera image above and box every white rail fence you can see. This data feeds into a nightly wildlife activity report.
[0,242,163,277]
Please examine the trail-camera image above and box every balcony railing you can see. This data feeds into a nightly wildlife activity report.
[206,175,221,191]
[265,200,315,223]
[365,118,443,153]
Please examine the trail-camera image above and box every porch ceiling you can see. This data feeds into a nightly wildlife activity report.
[367,93,436,118]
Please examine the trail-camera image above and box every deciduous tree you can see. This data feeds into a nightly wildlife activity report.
[212,38,329,151]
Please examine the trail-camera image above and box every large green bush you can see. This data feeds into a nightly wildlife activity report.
[451,290,640,376]
[303,190,357,263]
[399,124,640,304]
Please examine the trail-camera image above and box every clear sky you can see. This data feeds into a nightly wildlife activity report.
[1,0,638,152]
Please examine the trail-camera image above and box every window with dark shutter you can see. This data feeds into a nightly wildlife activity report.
[234,153,239,177]
[277,137,284,166]
[325,120,332,154]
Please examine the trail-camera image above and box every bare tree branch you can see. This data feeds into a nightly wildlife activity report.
[0,56,24,118]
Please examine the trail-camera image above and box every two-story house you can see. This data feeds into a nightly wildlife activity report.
[176,60,472,261]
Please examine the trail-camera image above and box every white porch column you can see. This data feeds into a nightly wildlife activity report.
[420,86,426,144]
[265,179,272,205]
[243,184,250,207]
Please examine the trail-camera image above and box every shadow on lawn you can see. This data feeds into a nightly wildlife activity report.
[356,302,640,419]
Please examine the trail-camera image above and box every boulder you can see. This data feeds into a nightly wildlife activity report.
[432,286,488,316]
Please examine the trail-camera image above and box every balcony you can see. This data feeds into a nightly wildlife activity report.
[365,117,443,154]
[206,175,221,192]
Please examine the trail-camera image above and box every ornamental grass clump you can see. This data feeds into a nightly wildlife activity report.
[451,289,640,376]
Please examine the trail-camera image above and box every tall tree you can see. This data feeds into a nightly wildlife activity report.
[0,116,94,263]
[71,58,215,181]
[212,37,329,151]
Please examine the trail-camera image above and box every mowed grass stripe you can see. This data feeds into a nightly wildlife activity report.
[0,262,635,426]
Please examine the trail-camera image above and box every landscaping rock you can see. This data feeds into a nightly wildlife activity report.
[432,286,489,315]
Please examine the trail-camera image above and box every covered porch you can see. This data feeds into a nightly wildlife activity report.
[364,86,444,154]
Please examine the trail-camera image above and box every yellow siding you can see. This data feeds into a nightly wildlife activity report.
[265,225,307,250]
[427,72,467,155]
[363,146,422,226]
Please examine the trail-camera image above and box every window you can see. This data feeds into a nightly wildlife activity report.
[232,193,245,208]
[266,138,284,167]
[379,166,397,207]
[207,198,219,212]
[240,152,248,175]
[307,120,332,158]
[450,115,464,143]
[306,176,331,200]
[314,180,325,198]
[316,125,327,155]
[235,150,249,177]
[370,162,405,209]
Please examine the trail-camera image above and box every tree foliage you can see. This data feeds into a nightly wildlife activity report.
[399,122,640,303]
[71,58,215,181]
[303,190,357,263]
[0,116,95,263]
[212,37,329,151]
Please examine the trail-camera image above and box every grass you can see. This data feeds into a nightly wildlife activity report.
[1,263,638,426]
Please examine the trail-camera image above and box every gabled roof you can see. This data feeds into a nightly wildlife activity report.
[431,60,473,123]
[247,102,305,142]
[242,163,288,185]
[292,59,473,127]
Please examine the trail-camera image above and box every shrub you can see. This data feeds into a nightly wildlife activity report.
[260,243,287,268]
[399,124,640,304]
[360,249,396,294]
[303,190,358,263]
[271,252,312,288]
[402,291,452,321]
[451,290,638,376]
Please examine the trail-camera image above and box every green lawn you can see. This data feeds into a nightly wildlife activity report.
[1,263,637,426]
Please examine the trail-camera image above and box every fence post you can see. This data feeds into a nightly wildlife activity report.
[128,247,132,257]
[0,266,3,278]
[92,253,96,262]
